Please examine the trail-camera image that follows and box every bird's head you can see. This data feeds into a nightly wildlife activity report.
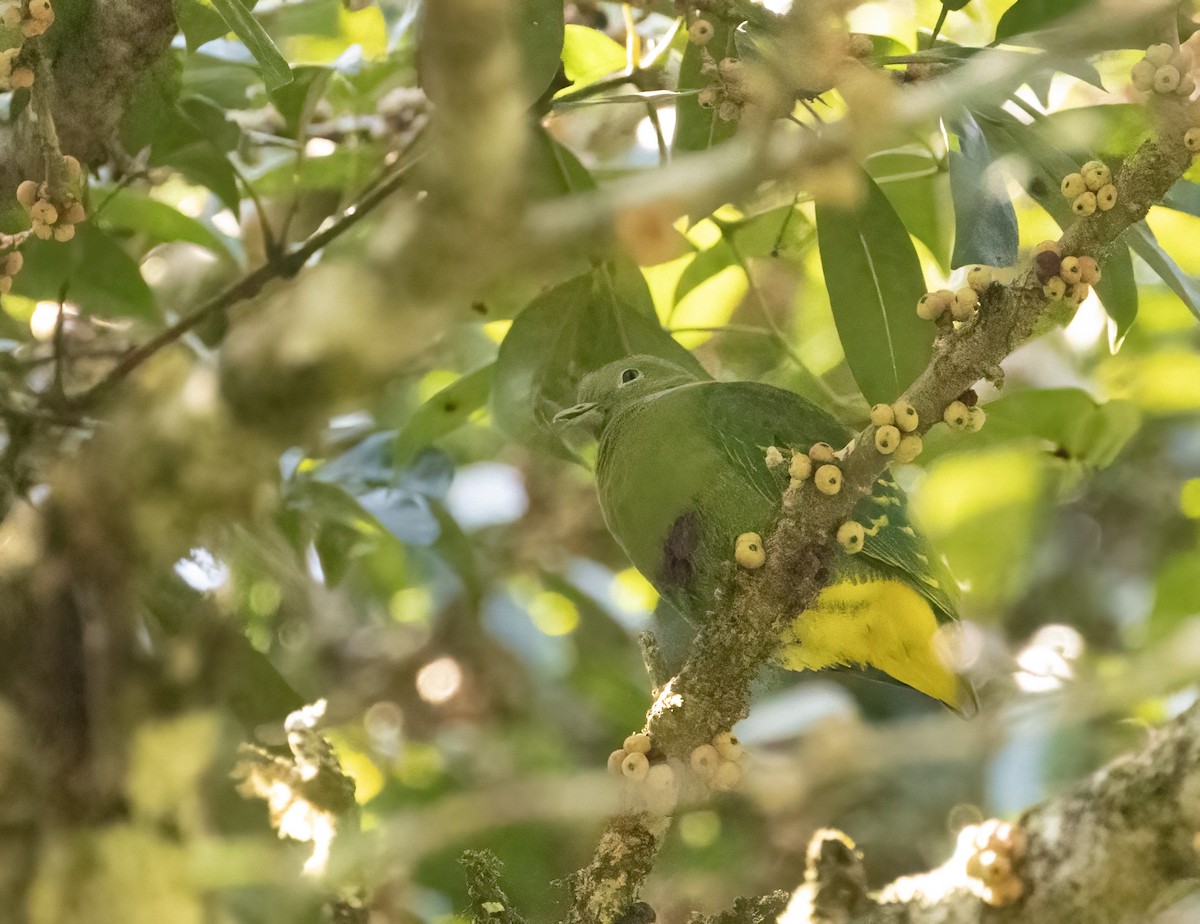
[553,355,700,436]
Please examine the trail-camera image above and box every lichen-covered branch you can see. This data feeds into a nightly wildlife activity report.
[563,35,1197,924]
[782,701,1200,922]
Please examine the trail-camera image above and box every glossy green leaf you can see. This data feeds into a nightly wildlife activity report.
[1164,179,1200,219]
[558,24,626,97]
[13,225,158,321]
[815,173,932,405]
[394,364,496,465]
[867,150,953,273]
[1127,225,1200,323]
[173,0,240,50]
[493,262,707,456]
[210,0,294,90]
[949,112,1019,268]
[1094,242,1138,349]
[995,0,1091,42]
[674,17,737,154]
[978,388,1141,467]
[94,187,235,262]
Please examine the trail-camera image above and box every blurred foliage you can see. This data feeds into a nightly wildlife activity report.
[0,0,1198,922]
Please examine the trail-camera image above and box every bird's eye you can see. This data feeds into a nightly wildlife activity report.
[619,368,640,386]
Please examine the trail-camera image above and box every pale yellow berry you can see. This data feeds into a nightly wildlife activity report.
[967,265,993,291]
[847,33,874,59]
[874,424,900,454]
[690,744,720,779]
[713,760,743,792]
[643,763,678,812]
[62,155,81,185]
[1178,74,1197,98]
[1080,160,1110,191]
[869,403,895,426]
[63,201,86,225]
[895,434,923,463]
[1155,65,1181,93]
[716,100,740,122]
[621,751,650,781]
[9,67,32,89]
[0,6,19,27]
[892,399,918,432]
[31,220,52,240]
[837,520,865,553]
[1076,256,1100,285]
[1043,275,1066,299]
[21,16,49,36]
[30,199,57,224]
[735,532,766,569]
[1146,44,1174,67]
[943,400,970,429]
[965,406,987,432]
[1060,173,1086,198]
[1059,256,1081,285]
[1131,58,1157,91]
[951,287,979,321]
[916,292,945,320]
[15,180,38,210]
[789,452,812,480]
[697,87,717,108]
[1096,184,1117,211]
[0,275,11,295]
[624,732,651,754]
[52,224,74,242]
[1072,192,1097,217]
[814,464,842,495]
[1066,282,1090,305]
[4,251,23,275]
[688,18,714,45]
[1186,128,1200,153]
[712,731,744,761]
[27,0,52,20]
[608,749,629,776]
[932,289,956,310]
[808,442,836,463]
[1033,240,1062,257]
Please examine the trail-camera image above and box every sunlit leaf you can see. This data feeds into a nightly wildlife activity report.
[867,150,953,273]
[674,205,809,303]
[93,187,235,262]
[394,364,496,465]
[1094,243,1138,349]
[995,0,1091,42]
[1127,225,1200,323]
[558,24,626,97]
[210,0,294,89]
[815,173,931,404]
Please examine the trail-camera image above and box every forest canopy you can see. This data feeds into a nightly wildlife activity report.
[1,0,1200,923]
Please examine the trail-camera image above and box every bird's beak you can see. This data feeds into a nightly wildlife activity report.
[553,402,599,425]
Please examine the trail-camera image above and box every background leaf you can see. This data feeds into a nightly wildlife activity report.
[949,111,1019,268]
[394,364,496,466]
[815,173,932,404]
[210,0,294,89]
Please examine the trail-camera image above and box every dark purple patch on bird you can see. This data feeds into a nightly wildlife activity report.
[661,510,701,588]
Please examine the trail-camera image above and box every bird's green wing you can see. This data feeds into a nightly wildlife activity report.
[693,381,853,506]
[853,474,959,620]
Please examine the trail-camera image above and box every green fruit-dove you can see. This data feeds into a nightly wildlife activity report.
[555,355,975,714]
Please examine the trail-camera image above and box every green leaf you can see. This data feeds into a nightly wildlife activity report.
[1094,242,1138,349]
[13,224,158,321]
[674,205,810,304]
[866,150,953,273]
[995,0,1091,42]
[493,262,707,456]
[949,111,1019,268]
[1164,179,1200,219]
[674,18,737,154]
[815,173,932,405]
[210,0,294,90]
[394,364,496,465]
[977,388,1141,467]
[515,0,565,101]
[527,125,596,199]
[173,0,238,50]
[1127,225,1200,323]
[558,24,626,97]
[93,187,235,262]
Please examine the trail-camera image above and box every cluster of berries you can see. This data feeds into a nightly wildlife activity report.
[1060,161,1117,217]
[943,390,986,432]
[696,56,748,123]
[1130,43,1196,98]
[0,46,30,90]
[0,249,23,294]
[869,399,922,462]
[1,0,52,37]
[688,731,745,792]
[1032,240,1100,308]
[916,265,993,324]
[16,155,86,241]
[961,818,1027,907]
